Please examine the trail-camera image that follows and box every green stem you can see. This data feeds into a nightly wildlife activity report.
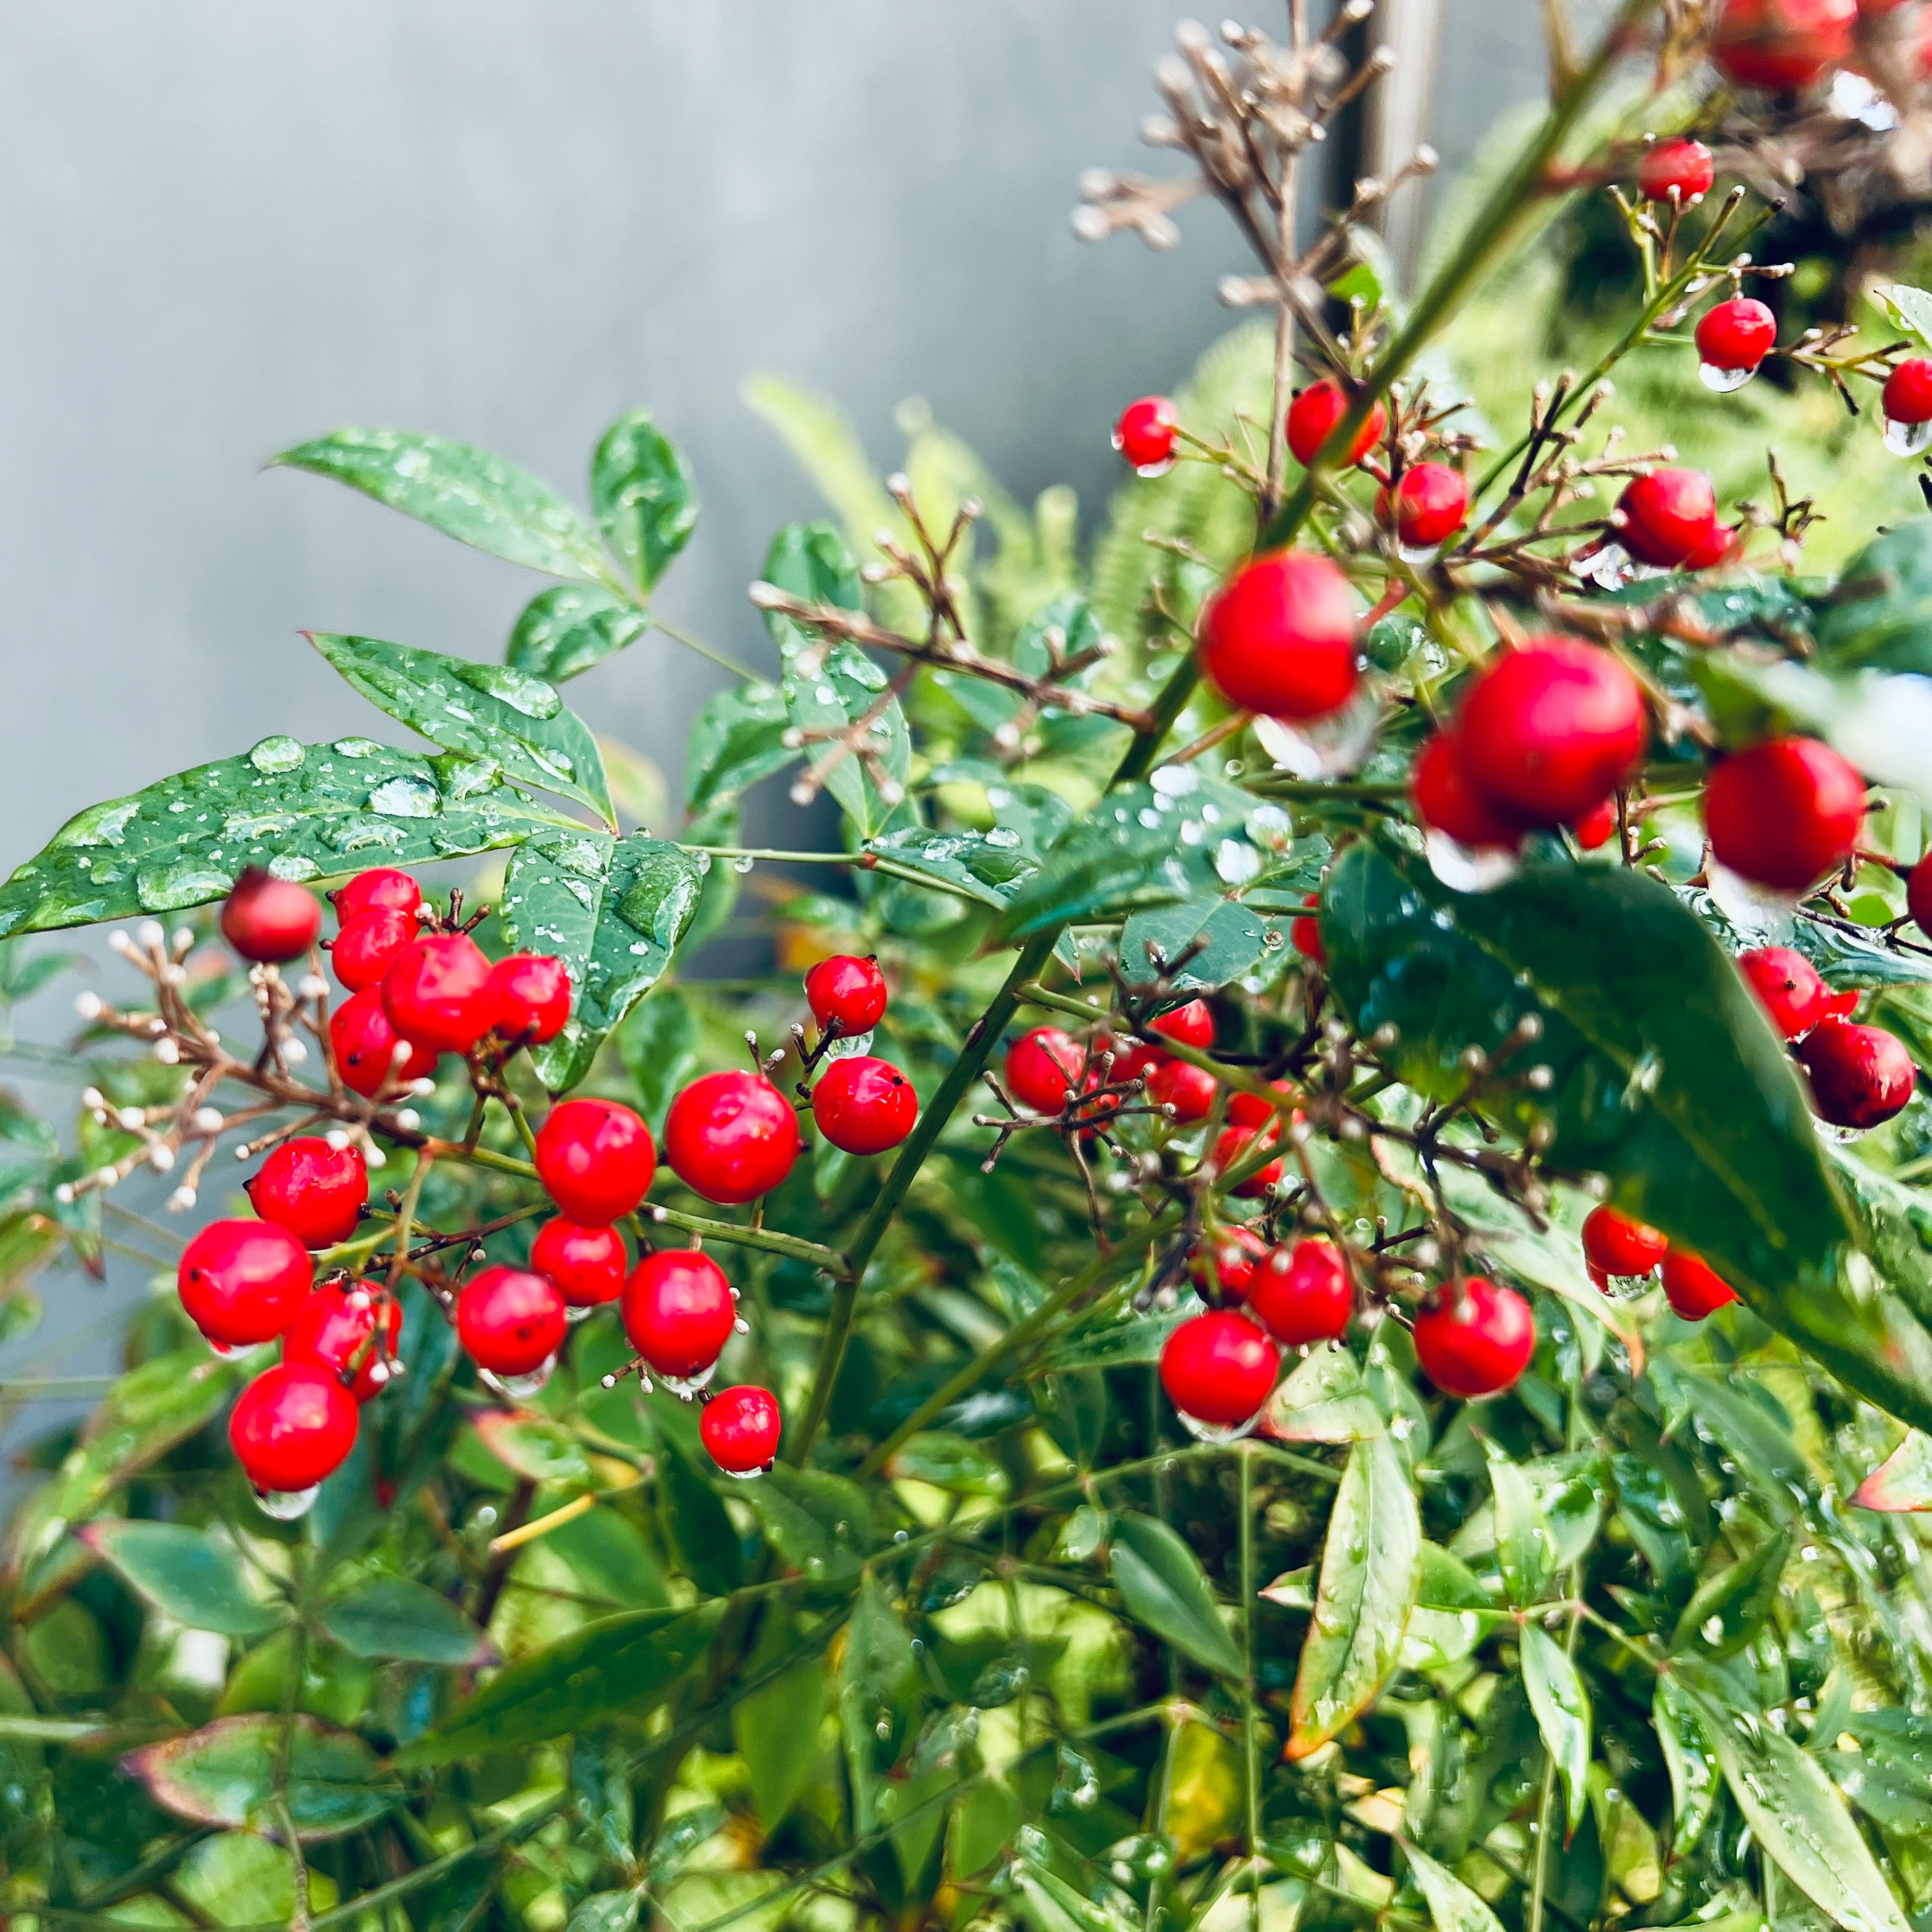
[1239,1443,1261,1932]
[681,843,987,904]
[636,1204,850,1277]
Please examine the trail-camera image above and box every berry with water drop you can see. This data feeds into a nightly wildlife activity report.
[1581,1203,1667,1277]
[1695,296,1777,379]
[1737,945,1829,1038]
[702,1385,782,1473]
[1004,1027,1082,1113]
[530,1218,629,1308]
[1246,1237,1354,1346]
[1159,1309,1279,1429]
[1798,1017,1917,1129]
[804,954,888,1036]
[178,1220,313,1347]
[623,1249,737,1381]
[457,1266,567,1378]
[1412,732,1523,850]
[1113,395,1178,472]
[1197,552,1359,721]
[1286,378,1387,467]
[230,1363,358,1495]
[284,1284,400,1403]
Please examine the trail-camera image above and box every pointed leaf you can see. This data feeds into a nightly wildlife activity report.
[1489,1451,1556,1608]
[1856,1430,1932,1510]
[1119,896,1292,992]
[686,682,797,814]
[1652,1673,1720,1857]
[1108,1512,1242,1676]
[506,583,651,684]
[1520,1623,1591,1840]
[1668,1534,1789,1660]
[591,411,698,594]
[124,1715,395,1840]
[1287,1431,1420,1756]
[744,1467,874,1586]
[1404,1841,1505,1932]
[77,1520,283,1638]
[317,1576,492,1666]
[864,826,1041,909]
[272,428,612,584]
[1259,1343,1384,1443]
[732,1611,825,1829]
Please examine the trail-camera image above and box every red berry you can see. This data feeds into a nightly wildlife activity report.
[1573,797,1618,850]
[1711,0,1856,88]
[1210,1122,1284,1198]
[1412,1277,1535,1399]
[701,1385,782,1474]
[1004,1028,1082,1113]
[812,1055,919,1155]
[1096,1031,1166,1085]
[1695,296,1777,373]
[1908,852,1932,938]
[1159,1310,1279,1428]
[530,1218,629,1308]
[1660,1247,1739,1320]
[1197,552,1359,722]
[1638,136,1716,203]
[381,933,493,1055]
[457,1265,567,1378]
[1411,733,1524,851]
[1286,378,1387,468]
[1114,395,1179,471]
[1458,638,1647,829]
[664,1071,802,1205]
[534,1097,656,1224]
[1884,357,1932,426]
[246,1137,367,1249]
[623,1249,737,1380]
[284,1284,400,1403]
[1149,1057,1219,1123]
[330,909,420,992]
[178,1220,313,1347]
[1682,521,1744,571]
[220,869,321,964]
[230,1363,358,1494]
[331,867,422,926]
[1737,945,1829,1038]
[1581,1203,1667,1277]
[1150,999,1214,1050]
[1704,736,1865,892]
[1379,462,1470,549]
[1186,1224,1270,1302]
[1615,468,1719,569]
[1291,893,1326,967]
[1798,1017,1917,1129]
[330,986,437,1099]
[484,953,573,1044]
[1246,1237,1353,1347]
[1227,1082,1295,1128]
[804,954,889,1036]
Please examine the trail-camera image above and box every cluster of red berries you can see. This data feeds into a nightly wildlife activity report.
[1738,945,1918,1129]
[1582,1203,1739,1319]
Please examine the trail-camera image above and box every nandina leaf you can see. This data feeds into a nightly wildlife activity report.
[685,682,797,814]
[591,411,699,594]
[77,1519,285,1638]
[1259,1343,1383,1443]
[1403,1840,1505,1932]
[864,827,1040,909]
[1108,1513,1242,1676]
[272,427,614,585]
[1667,1533,1789,1660]
[317,1576,493,1666]
[506,584,651,685]
[125,1715,396,1840]
[1520,1622,1591,1840]
[1855,1430,1932,1511]
[1119,894,1292,991]
[743,1466,875,1586]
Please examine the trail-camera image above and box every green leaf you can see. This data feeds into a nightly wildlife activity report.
[1873,282,1932,351]
[732,1611,826,1829]
[1520,1623,1591,1841]
[568,1893,642,1932]
[1259,1343,1384,1443]
[1668,1534,1789,1659]
[124,1715,395,1840]
[1287,1431,1420,1757]
[471,1410,596,1490]
[174,1833,340,1924]
[394,1601,723,1766]
[1489,1451,1556,1608]
[307,631,612,823]
[1652,1674,1721,1858]
[1109,1512,1242,1676]
[317,1576,492,1665]
[686,682,797,814]
[1119,896,1292,992]
[592,411,698,594]
[864,826,1040,909]
[1404,1841,1505,1932]
[760,522,910,838]
[76,1520,283,1638]
[499,829,703,1091]
[272,427,613,585]
[884,1432,1011,1497]
[506,584,651,685]
[0,737,562,938]
[1683,1672,1911,1932]
[744,1467,874,1585]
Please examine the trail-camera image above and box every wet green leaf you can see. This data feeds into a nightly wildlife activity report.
[592,411,698,594]
[1119,895,1291,991]
[1652,1673,1720,1857]
[506,583,652,684]
[1856,1429,1932,1510]
[1521,1623,1590,1840]
[124,1715,396,1840]
[733,1610,826,1829]
[686,682,796,814]
[885,1432,1011,1497]
[1109,1512,1241,1676]
[77,1519,284,1638]
[1404,1840,1504,1932]
[1668,1535,1789,1660]
[744,1467,874,1585]
[318,1576,492,1665]
[1489,1451,1556,1608]
[1259,1343,1384,1443]
[865,826,1040,908]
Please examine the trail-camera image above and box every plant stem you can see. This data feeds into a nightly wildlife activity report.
[1239,1442,1262,1932]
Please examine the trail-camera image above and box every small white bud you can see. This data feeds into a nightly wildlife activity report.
[108,930,137,958]
[1526,1066,1554,1091]
[52,1183,74,1205]
[281,1038,308,1066]
[393,1108,421,1131]
[116,1107,145,1132]
[205,1030,219,1045]
[298,974,329,1000]
[79,1087,105,1110]
[325,1130,350,1151]
[389,1040,414,1067]
[602,1373,618,1390]
[137,920,165,951]
[172,927,194,952]
[1516,1012,1544,1042]
[153,1037,180,1064]
[167,1185,197,1212]
[788,779,815,807]
[147,1144,176,1173]
[366,1360,389,1386]
[74,992,103,1020]
[1070,206,1112,243]
[650,1205,668,1223]
[193,1108,223,1133]
[410,1078,436,1096]
[366,1146,386,1169]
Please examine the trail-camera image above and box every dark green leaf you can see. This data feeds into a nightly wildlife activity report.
[500,829,703,1091]
[592,411,698,594]
[77,1520,283,1638]
[394,1602,723,1766]
[865,827,1040,909]
[1668,1535,1789,1660]
[1521,1623,1590,1840]
[1287,1431,1419,1757]
[317,1576,492,1665]
[0,738,563,938]
[884,1432,1011,1497]
[507,584,652,685]
[1109,1512,1241,1677]
[686,683,796,814]
[1652,1674,1720,1857]
[272,428,612,585]
[124,1715,395,1840]
[1119,896,1291,991]
[744,1467,874,1585]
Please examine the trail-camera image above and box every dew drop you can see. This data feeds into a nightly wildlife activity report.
[824,1029,874,1059]
[482,1357,555,1400]
[254,1484,319,1522]
[1174,1407,1261,1446]
[732,853,755,873]
[248,735,306,774]
[368,775,440,819]
[1423,829,1520,894]
[1699,361,1756,393]
[658,1362,719,1399]
[1251,683,1380,778]
[983,826,1022,849]
[1884,416,1932,457]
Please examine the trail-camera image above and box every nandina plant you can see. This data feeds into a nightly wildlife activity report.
[14,6,1932,1929]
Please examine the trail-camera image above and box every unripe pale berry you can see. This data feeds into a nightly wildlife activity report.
[283,1284,400,1402]
[702,1386,781,1473]
[1186,1224,1269,1302]
[1458,639,1646,828]
[1737,945,1829,1038]
[1798,1017,1917,1129]
[812,1056,919,1155]
[1197,552,1359,721]
[623,1248,737,1379]
[331,866,423,926]
[1159,1309,1279,1428]
[530,1218,629,1308]
[1703,736,1865,891]
[663,1071,801,1204]
[1710,0,1857,89]
[1286,378,1387,468]
[230,1362,358,1494]
[1412,1277,1535,1398]
[534,1097,656,1224]
[381,933,493,1055]
[330,909,419,991]
[220,869,321,964]
[1379,462,1470,549]
[804,954,888,1036]
[1004,1028,1082,1113]
[1411,733,1523,851]
[1149,1057,1218,1123]
[330,986,437,1098]
[484,954,572,1043]
[1246,1237,1354,1347]
[178,1219,313,1346]
[456,1265,567,1378]
[1695,296,1777,374]
[246,1137,367,1249]
[1114,395,1178,471]
[1637,137,1715,203]
[1660,1247,1739,1320]
[1581,1203,1667,1276]
[1884,358,1932,426]
[1615,468,1719,568]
